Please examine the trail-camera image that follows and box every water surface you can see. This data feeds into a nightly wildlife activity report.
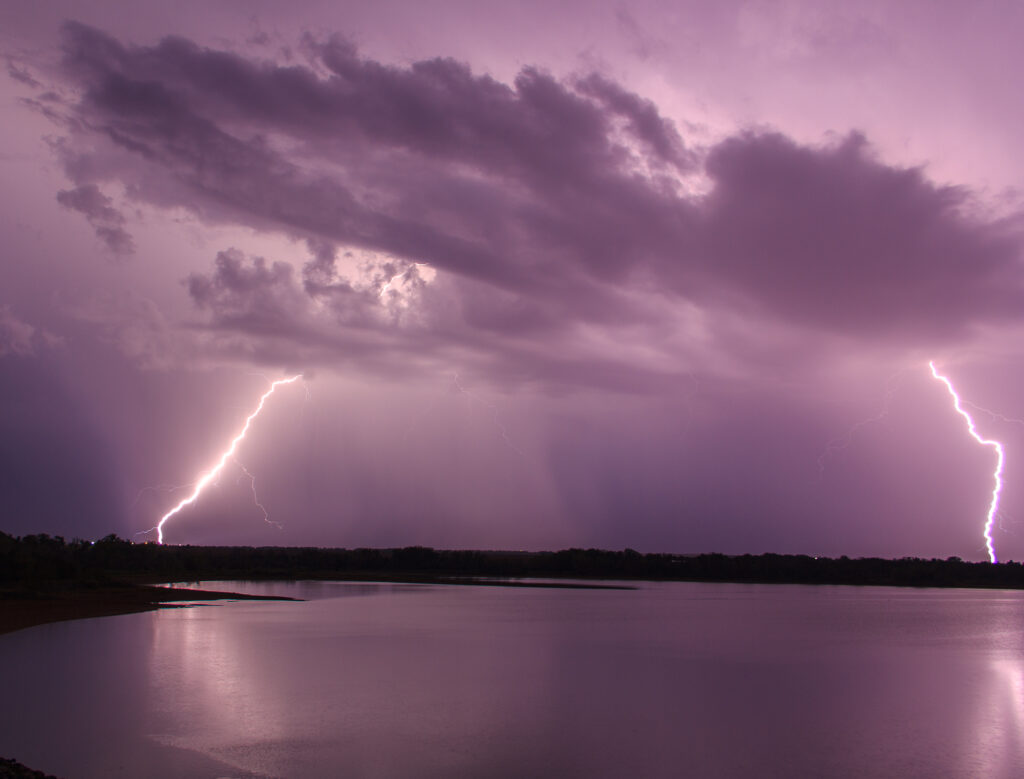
[1,581,1022,778]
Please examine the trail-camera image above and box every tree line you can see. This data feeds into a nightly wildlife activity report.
[2,531,1022,589]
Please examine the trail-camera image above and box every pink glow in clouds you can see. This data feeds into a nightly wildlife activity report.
[929,361,1003,563]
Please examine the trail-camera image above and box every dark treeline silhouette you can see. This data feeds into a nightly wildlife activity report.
[2,531,1023,590]
[0,756,62,779]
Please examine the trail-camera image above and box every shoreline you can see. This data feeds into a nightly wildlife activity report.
[5,563,1024,637]
[0,577,629,636]
[0,584,297,637]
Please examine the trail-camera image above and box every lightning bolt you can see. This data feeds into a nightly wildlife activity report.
[235,458,283,530]
[145,375,303,544]
[929,361,1004,563]
[452,372,524,456]
[818,369,908,474]
[964,401,1024,428]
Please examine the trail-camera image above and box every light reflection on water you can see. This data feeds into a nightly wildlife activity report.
[1,582,1023,778]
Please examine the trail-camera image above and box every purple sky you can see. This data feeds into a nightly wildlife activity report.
[3,1,1024,560]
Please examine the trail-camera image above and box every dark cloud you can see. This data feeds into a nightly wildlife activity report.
[55,184,135,255]
[695,132,1024,336]
[181,247,689,393]
[188,249,309,333]
[575,73,693,170]
[44,22,1024,387]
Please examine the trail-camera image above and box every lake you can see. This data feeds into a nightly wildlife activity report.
[1,581,1022,778]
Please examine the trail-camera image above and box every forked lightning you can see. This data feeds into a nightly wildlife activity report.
[145,375,303,544]
[929,361,1003,563]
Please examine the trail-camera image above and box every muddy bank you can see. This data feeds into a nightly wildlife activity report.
[0,584,297,636]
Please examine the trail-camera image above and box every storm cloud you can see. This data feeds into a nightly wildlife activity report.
[32,21,1021,385]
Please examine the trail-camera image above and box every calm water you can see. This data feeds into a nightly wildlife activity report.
[1,581,1022,778]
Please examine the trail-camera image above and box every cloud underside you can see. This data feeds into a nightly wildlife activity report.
[38,22,1024,388]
